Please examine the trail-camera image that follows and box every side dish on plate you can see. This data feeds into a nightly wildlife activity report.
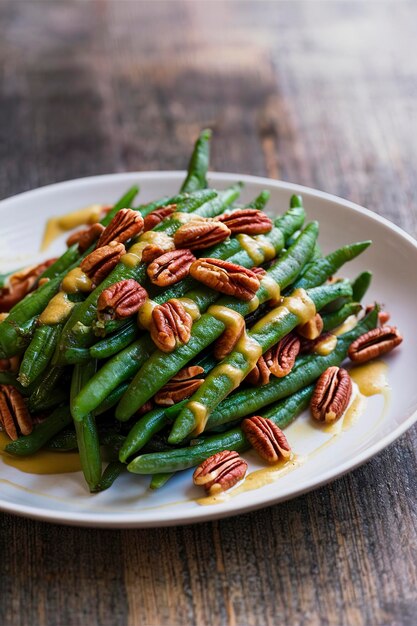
[0,130,403,502]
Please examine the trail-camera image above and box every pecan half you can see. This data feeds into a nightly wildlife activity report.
[147,249,196,287]
[143,204,177,231]
[80,241,126,285]
[365,305,390,326]
[245,355,271,386]
[190,258,260,301]
[174,219,231,250]
[97,279,148,321]
[218,209,273,235]
[193,450,248,495]
[0,385,33,440]
[297,313,323,340]
[310,366,352,423]
[348,326,402,363]
[242,416,292,463]
[66,223,105,252]
[267,332,301,378]
[0,259,57,313]
[213,315,245,360]
[97,209,144,248]
[150,299,193,352]
[155,366,205,406]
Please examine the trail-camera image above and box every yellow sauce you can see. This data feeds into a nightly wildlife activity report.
[61,267,92,294]
[0,432,81,474]
[137,298,156,330]
[188,401,208,435]
[41,203,105,250]
[208,305,245,335]
[236,233,276,265]
[350,360,389,397]
[284,288,316,325]
[314,334,337,356]
[171,212,206,224]
[259,275,281,305]
[178,298,201,322]
[197,455,302,505]
[333,314,358,336]
[0,313,9,322]
[38,292,75,325]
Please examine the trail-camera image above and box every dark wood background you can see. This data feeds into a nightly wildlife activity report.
[0,2,416,625]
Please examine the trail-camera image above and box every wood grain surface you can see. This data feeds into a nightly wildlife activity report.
[0,2,416,625]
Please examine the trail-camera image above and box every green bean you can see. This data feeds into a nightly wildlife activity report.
[351,271,372,302]
[5,406,72,456]
[150,473,174,489]
[292,241,371,290]
[127,385,314,475]
[29,386,68,412]
[168,280,353,443]
[180,129,211,193]
[47,427,78,451]
[71,334,155,421]
[98,185,140,227]
[39,244,80,281]
[116,222,318,421]
[18,323,64,386]
[322,302,362,331]
[204,308,378,431]
[92,461,126,492]
[28,366,65,413]
[92,382,130,416]
[70,361,102,491]
[246,190,270,210]
[90,320,139,360]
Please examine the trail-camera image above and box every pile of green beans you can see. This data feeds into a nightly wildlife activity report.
[0,129,379,495]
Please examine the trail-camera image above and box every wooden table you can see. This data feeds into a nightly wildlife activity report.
[1,2,416,625]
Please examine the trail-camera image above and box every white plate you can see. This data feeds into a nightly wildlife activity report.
[0,172,416,528]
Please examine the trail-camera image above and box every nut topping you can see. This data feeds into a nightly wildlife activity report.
[80,242,126,285]
[97,279,148,321]
[297,313,323,340]
[0,259,57,313]
[266,332,301,378]
[66,223,105,252]
[218,209,273,235]
[245,355,271,386]
[242,416,292,463]
[173,219,231,250]
[252,267,267,278]
[193,450,248,495]
[150,299,193,352]
[190,258,260,301]
[143,204,177,231]
[97,208,144,248]
[155,365,205,406]
[147,249,196,287]
[0,356,20,373]
[310,366,352,423]
[348,326,402,363]
[0,385,33,441]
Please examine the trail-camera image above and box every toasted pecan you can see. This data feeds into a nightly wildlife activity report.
[0,385,33,441]
[150,299,193,352]
[80,241,126,285]
[193,450,248,495]
[97,208,144,248]
[147,249,196,287]
[190,258,260,301]
[218,209,273,235]
[174,219,231,250]
[97,279,148,321]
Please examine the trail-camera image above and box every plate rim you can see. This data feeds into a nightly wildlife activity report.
[1,170,416,528]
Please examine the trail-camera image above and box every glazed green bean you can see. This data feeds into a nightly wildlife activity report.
[18,323,64,386]
[150,473,174,489]
[115,222,318,421]
[28,366,65,413]
[168,280,353,443]
[322,302,362,331]
[127,385,314,475]
[92,461,126,492]
[90,320,139,360]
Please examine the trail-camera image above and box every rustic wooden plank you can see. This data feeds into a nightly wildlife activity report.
[0,1,416,626]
